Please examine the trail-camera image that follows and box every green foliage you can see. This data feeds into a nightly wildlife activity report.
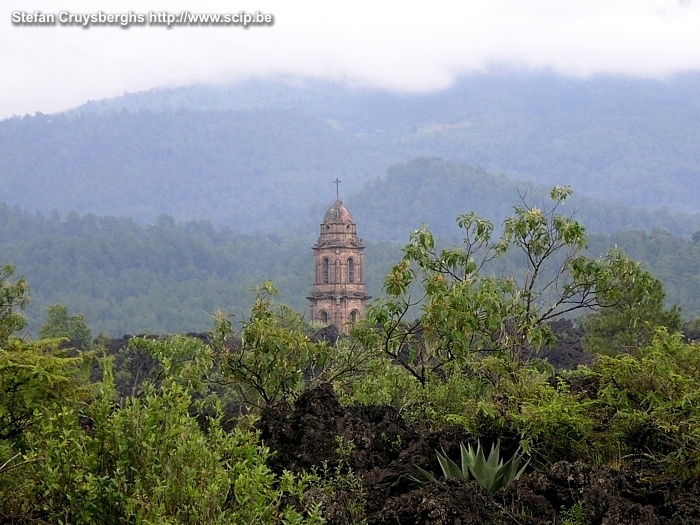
[1,331,325,523]
[413,439,529,493]
[585,228,700,320]
[345,189,698,477]
[407,366,487,429]
[593,329,700,475]
[39,304,93,349]
[582,250,681,355]
[331,334,415,407]
[9,383,323,524]
[366,187,660,385]
[504,374,595,461]
[214,281,379,411]
[130,335,213,395]
[337,350,493,430]
[559,501,590,525]
[307,461,367,524]
[0,338,93,443]
[350,189,686,468]
[0,272,329,523]
[215,282,327,409]
[0,264,28,345]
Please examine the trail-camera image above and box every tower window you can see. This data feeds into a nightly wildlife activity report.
[319,310,328,324]
[348,258,355,283]
[323,258,330,284]
[350,310,359,323]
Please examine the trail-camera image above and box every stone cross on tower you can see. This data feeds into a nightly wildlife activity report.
[334,178,341,201]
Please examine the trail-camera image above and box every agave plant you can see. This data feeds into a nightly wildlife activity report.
[412,439,529,493]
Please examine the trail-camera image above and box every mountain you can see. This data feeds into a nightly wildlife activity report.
[84,72,700,212]
[0,108,405,232]
[348,158,700,242]
[2,71,700,233]
[4,71,700,334]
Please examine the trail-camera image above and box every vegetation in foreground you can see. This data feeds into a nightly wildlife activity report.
[1,188,699,523]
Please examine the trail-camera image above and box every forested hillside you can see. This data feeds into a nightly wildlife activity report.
[349,158,700,241]
[79,72,700,212]
[2,196,700,337]
[0,109,405,231]
[0,203,401,336]
[3,72,700,231]
[589,229,700,319]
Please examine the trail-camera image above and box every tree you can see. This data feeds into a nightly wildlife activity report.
[364,186,669,384]
[210,282,321,409]
[209,281,378,412]
[39,304,93,349]
[582,250,681,355]
[0,264,28,345]
[0,268,91,451]
[0,338,96,522]
[0,339,91,442]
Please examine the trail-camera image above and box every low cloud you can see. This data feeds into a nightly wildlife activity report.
[3,0,700,118]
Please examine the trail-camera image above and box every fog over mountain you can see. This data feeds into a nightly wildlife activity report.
[5,1,700,119]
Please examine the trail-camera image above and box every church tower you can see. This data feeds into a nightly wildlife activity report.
[308,187,371,335]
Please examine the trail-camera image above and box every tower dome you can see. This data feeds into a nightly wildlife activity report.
[323,200,353,224]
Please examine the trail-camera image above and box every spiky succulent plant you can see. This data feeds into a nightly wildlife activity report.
[412,439,529,493]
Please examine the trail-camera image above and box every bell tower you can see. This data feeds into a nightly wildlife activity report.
[308,181,370,335]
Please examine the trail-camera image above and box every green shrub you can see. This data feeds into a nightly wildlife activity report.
[506,374,595,462]
[593,329,700,476]
[1,333,325,524]
[307,461,367,525]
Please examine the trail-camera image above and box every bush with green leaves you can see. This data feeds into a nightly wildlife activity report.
[502,372,596,462]
[212,281,330,409]
[346,186,686,473]
[592,329,700,476]
[213,281,378,411]
[341,333,595,461]
[0,338,94,445]
[0,271,326,523]
[2,341,325,524]
[413,439,529,493]
[559,501,590,525]
[306,461,368,525]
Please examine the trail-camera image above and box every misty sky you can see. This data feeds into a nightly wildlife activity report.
[3,0,700,119]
